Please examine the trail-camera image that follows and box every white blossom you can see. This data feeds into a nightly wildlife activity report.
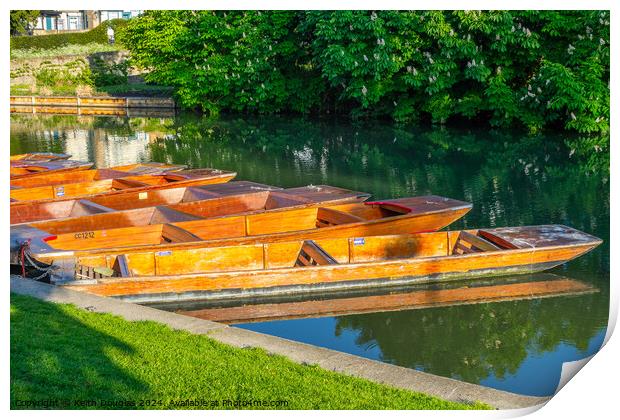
[361,85,368,95]
[570,112,576,120]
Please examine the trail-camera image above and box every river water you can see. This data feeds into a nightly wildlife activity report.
[10,112,609,396]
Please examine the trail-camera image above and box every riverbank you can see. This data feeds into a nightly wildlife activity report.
[11,276,553,410]
[10,288,481,410]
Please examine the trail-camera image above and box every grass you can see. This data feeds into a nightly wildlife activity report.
[10,43,122,59]
[10,294,489,410]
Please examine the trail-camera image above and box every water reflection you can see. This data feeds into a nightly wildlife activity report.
[10,112,609,396]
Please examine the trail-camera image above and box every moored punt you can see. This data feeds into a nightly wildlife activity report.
[12,184,370,234]
[49,225,601,303]
[10,168,237,204]
[14,195,472,258]
[10,182,368,225]
[11,162,187,189]
[10,160,95,179]
[167,274,597,323]
[11,152,71,161]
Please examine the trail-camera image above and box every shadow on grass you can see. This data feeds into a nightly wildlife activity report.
[10,293,149,409]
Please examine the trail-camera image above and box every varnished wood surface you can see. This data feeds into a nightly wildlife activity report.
[19,185,369,234]
[10,152,71,162]
[53,225,602,299]
[11,162,186,189]
[10,160,94,179]
[10,168,236,205]
[25,196,471,253]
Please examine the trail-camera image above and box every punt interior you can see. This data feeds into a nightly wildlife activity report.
[64,226,601,278]
[10,160,94,178]
[10,169,235,202]
[11,163,186,189]
[34,196,470,252]
[24,184,370,233]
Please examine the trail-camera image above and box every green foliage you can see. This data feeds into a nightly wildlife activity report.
[90,57,129,86]
[32,59,93,92]
[10,10,40,35]
[10,294,486,409]
[121,11,609,133]
[10,42,120,59]
[10,19,128,50]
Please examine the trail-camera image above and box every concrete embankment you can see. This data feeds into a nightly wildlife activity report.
[10,275,550,410]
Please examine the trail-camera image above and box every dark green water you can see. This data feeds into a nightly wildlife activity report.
[10,112,609,396]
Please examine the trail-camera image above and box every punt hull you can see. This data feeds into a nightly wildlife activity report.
[63,240,597,304]
[10,170,237,206]
[11,152,71,161]
[17,198,472,257]
[10,161,94,179]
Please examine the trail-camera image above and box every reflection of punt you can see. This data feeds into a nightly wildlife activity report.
[10,182,367,225]
[15,196,472,258]
[41,225,600,304]
[166,274,598,323]
[10,167,237,205]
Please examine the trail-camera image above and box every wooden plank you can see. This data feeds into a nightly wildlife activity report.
[161,224,203,243]
[115,255,132,277]
[316,207,364,227]
[295,241,338,266]
[459,231,501,252]
[71,199,116,216]
[150,207,201,224]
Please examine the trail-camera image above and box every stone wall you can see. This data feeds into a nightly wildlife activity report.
[10,50,131,88]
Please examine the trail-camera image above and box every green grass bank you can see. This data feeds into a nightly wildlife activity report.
[10,294,488,410]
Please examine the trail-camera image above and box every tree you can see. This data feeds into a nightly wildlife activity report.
[10,10,40,36]
[120,11,610,134]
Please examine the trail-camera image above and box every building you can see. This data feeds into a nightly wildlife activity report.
[33,10,142,33]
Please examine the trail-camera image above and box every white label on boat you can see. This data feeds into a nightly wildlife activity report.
[139,192,148,199]
[56,186,64,197]
[354,238,365,245]
[156,251,172,257]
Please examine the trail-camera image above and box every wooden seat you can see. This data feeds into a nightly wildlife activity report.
[295,240,338,266]
[70,199,116,217]
[452,231,501,255]
[316,207,364,228]
[161,224,202,243]
[114,254,132,277]
[111,178,150,190]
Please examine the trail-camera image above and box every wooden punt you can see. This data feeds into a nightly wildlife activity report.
[11,152,71,161]
[167,274,597,323]
[10,160,95,179]
[10,168,237,204]
[13,184,370,235]
[10,182,367,226]
[11,162,187,190]
[14,195,472,258]
[45,225,601,303]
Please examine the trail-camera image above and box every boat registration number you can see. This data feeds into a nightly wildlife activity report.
[74,231,95,239]
[55,186,65,197]
[354,238,365,245]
